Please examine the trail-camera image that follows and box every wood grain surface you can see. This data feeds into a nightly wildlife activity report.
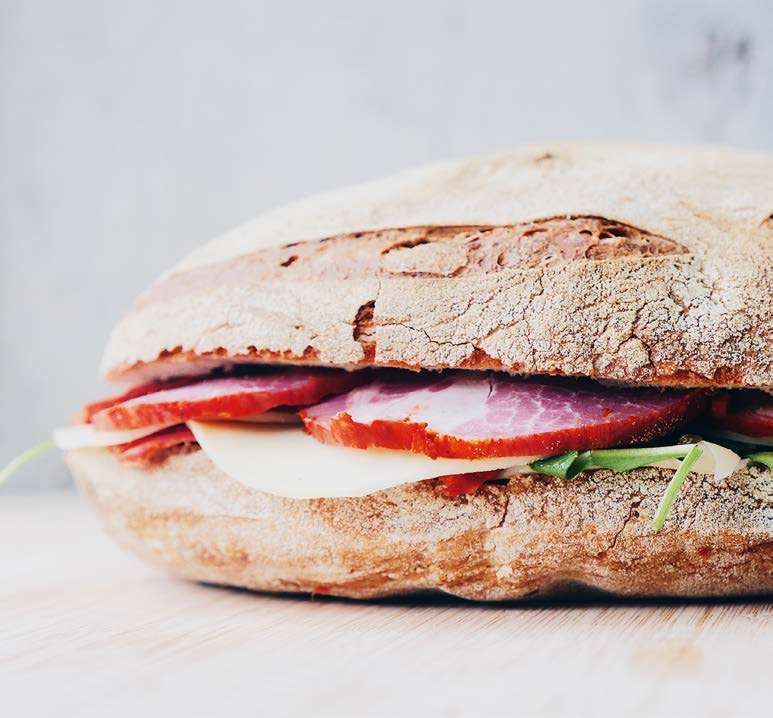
[1,492,770,717]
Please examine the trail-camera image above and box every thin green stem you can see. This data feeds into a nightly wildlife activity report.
[589,445,693,461]
[651,444,703,532]
[0,439,55,488]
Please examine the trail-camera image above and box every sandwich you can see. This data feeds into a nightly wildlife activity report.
[15,144,773,599]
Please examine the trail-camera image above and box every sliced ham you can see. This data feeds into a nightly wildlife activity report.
[710,391,773,438]
[111,426,198,465]
[91,368,365,431]
[300,372,702,459]
[82,378,195,423]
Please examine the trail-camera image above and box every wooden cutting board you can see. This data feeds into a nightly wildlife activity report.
[1,492,770,717]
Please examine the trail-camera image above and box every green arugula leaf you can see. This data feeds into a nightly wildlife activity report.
[566,451,596,478]
[651,444,703,532]
[746,452,773,471]
[529,444,695,480]
[0,439,55,488]
[529,451,580,480]
[587,445,693,473]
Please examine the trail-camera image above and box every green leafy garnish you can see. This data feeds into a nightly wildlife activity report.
[0,439,55,488]
[529,444,694,480]
[746,452,773,471]
[651,444,703,532]
[587,445,693,473]
[529,451,581,479]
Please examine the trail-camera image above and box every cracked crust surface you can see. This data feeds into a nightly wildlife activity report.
[67,448,773,599]
[102,143,773,388]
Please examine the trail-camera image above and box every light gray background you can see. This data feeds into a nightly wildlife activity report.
[2,0,772,490]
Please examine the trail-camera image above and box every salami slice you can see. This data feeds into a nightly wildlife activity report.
[92,369,365,430]
[710,391,773,438]
[111,426,198,465]
[300,372,701,459]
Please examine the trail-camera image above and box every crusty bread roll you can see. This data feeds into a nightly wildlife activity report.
[68,144,773,600]
[103,143,773,389]
[68,448,773,599]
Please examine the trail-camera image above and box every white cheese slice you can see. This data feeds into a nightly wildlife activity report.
[188,420,540,499]
[53,423,175,449]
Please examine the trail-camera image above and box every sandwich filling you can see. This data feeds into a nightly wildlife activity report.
[44,366,773,530]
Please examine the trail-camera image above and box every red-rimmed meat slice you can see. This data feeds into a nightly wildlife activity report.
[437,470,503,497]
[300,372,702,459]
[92,369,366,431]
[111,426,198,465]
[710,391,773,438]
[82,378,195,423]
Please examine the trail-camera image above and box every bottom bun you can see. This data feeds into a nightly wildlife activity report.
[66,448,773,600]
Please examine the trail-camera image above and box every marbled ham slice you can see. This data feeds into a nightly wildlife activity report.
[710,391,773,438]
[300,372,701,459]
[92,369,365,430]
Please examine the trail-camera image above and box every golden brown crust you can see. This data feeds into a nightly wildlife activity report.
[101,144,773,388]
[67,448,773,600]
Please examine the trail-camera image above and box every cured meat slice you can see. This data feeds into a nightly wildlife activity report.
[437,470,502,497]
[300,372,701,459]
[111,426,198,465]
[710,391,773,438]
[93,369,366,430]
[82,378,195,423]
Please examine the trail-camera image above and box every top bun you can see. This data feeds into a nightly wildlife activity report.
[102,143,773,389]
